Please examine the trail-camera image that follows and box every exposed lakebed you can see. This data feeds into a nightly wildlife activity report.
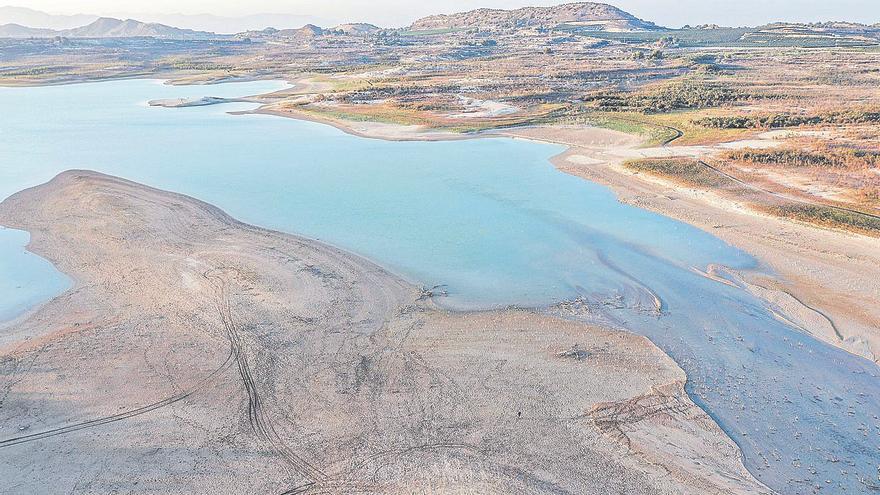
[0,79,876,493]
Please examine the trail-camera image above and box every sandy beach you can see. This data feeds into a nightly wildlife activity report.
[0,171,769,494]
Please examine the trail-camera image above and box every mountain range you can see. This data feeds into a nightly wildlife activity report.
[0,6,95,30]
[0,17,216,39]
[0,4,654,40]
[3,2,874,42]
[0,6,332,34]
[0,14,390,40]
[104,12,335,34]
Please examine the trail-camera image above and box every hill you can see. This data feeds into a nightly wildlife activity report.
[409,2,659,32]
[332,23,381,35]
[274,24,325,39]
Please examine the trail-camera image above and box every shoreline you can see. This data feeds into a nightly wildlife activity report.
[246,103,880,363]
[0,170,770,494]
[0,72,283,89]
[538,137,880,363]
[0,228,73,332]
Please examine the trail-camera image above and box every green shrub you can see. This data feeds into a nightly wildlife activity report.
[587,82,747,114]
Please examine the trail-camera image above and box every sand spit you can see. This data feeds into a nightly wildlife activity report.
[254,108,477,142]
[148,96,238,108]
[0,171,768,494]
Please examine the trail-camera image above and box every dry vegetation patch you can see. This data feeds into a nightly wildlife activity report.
[586,80,750,114]
[624,158,734,188]
[725,147,880,170]
[625,155,880,236]
[760,203,880,235]
[694,110,880,130]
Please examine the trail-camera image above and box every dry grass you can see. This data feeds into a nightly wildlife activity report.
[624,158,733,187]
[760,203,880,236]
[725,147,880,170]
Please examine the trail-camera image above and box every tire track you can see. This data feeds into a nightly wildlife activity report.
[0,346,236,449]
[204,268,330,486]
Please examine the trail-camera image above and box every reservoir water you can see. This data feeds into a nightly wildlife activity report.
[0,79,876,493]
[0,227,71,324]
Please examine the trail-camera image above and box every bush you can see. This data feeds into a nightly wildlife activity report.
[694,111,880,129]
[587,81,747,114]
[725,148,880,170]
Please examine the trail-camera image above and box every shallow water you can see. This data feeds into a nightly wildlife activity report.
[0,227,71,323]
[0,79,876,493]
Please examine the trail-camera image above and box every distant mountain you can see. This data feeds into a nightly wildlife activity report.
[0,22,55,38]
[0,6,96,30]
[111,12,336,34]
[409,2,659,32]
[0,6,335,35]
[0,16,219,39]
[59,17,214,38]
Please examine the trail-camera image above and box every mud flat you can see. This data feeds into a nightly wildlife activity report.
[0,171,768,494]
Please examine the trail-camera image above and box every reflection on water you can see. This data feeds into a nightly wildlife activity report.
[0,79,877,493]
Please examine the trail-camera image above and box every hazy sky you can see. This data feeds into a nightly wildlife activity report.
[13,0,880,27]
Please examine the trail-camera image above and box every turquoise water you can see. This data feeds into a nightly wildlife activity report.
[0,80,877,493]
[0,80,753,309]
